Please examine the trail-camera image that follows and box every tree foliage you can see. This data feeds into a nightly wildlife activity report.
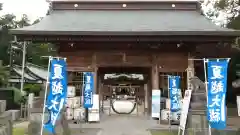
[202,0,240,28]
[10,87,26,104]
[202,0,240,103]
[0,65,9,87]
[0,13,57,67]
[23,84,42,96]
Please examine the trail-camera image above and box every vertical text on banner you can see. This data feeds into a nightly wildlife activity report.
[44,59,68,134]
[169,76,181,112]
[207,59,229,130]
[83,72,94,108]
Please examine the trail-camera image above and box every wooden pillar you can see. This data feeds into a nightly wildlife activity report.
[149,55,159,115]
[151,56,159,90]
[147,80,152,115]
[92,53,98,94]
[94,67,98,94]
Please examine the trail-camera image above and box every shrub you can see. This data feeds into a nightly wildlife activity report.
[23,84,42,96]
[7,87,26,105]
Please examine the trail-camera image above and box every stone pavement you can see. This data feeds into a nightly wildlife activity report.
[13,114,178,135]
[69,114,178,135]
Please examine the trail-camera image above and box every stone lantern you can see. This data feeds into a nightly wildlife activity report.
[186,77,209,135]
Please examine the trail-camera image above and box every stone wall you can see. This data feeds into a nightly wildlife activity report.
[0,100,13,135]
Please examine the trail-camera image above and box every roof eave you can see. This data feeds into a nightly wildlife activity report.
[26,63,48,80]
[25,67,46,81]
[10,30,240,37]
[51,0,201,3]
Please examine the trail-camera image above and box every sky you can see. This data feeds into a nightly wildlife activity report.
[0,0,49,22]
[0,0,229,26]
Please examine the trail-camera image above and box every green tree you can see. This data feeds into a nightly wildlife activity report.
[0,3,3,11]
[32,17,43,25]
[16,14,30,28]
[0,66,9,87]
[202,1,240,103]
[7,87,26,104]
[23,84,42,96]
[26,43,57,66]
[0,13,57,67]
[0,14,17,29]
[0,14,17,66]
[202,0,240,29]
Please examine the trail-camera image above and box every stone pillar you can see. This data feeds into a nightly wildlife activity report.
[28,93,35,119]
[187,56,195,90]
[187,77,208,135]
[185,54,208,135]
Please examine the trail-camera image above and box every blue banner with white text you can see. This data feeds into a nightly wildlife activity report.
[207,59,229,130]
[169,76,181,112]
[44,59,67,134]
[83,72,94,108]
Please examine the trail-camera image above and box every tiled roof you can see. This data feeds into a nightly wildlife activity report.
[10,10,239,36]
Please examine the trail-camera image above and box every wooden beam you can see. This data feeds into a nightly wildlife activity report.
[52,1,198,10]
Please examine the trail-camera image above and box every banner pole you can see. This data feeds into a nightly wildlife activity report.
[168,75,171,131]
[40,56,52,135]
[81,72,85,124]
[81,72,85,106]
[76,72,84,125]
[159,89,161,125]
[203,58,212,135]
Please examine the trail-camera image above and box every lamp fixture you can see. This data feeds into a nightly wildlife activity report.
[74,4,78,8]
[122,4,127,8]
